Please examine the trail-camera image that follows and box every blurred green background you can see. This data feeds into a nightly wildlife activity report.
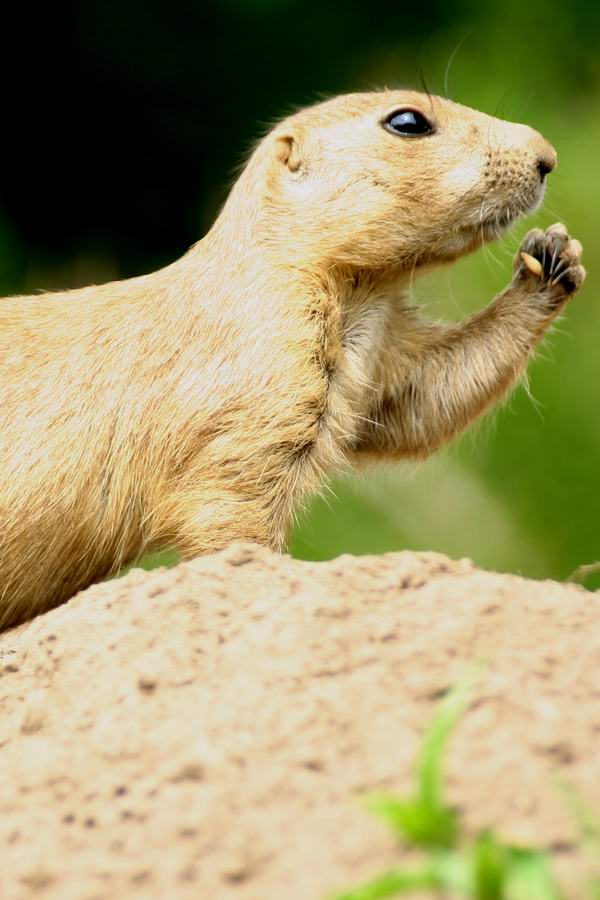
[2,0,599,584]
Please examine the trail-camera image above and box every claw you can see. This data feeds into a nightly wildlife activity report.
[546,222,569,239]
[515,223,584,303]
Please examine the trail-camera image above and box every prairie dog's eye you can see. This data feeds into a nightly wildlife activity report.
[383,109,433,137]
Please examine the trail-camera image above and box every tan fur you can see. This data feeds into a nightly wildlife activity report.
[0,90,585,630]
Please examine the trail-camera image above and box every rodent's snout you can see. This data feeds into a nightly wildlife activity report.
[537,154,555,180]
[482,124,557,222]
[489,120,557,185]
[520,126,556,182]
[535,143,557,181]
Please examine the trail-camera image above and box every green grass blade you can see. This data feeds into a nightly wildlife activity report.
[428,849,473,893]
[417,669,478,812]
[365,669,479,850]
[471,831,509,899]
[366,794,458,849]
[328,867,439,900]
[505,847,562,900]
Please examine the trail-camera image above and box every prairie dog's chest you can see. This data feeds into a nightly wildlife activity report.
[324,298,391,447]
[344,297,390,380]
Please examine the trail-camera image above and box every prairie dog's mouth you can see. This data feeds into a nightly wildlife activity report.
[463,187,545,243]
[474,208,521,240]
[422,197,540,268]
[413,185,546,270]
[451,209,519,250]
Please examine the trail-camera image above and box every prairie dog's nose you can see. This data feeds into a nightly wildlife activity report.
[536,142,557,180]
[492,118,557,179]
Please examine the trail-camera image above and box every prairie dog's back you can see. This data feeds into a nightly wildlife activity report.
[0,248,317,628]
[0,269,209,624]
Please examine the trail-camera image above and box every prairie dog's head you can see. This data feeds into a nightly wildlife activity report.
[249,90,555,273]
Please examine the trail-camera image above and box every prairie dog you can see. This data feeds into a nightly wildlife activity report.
[0,90,585,630]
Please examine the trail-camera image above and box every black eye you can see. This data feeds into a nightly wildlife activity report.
[383,109,433,137]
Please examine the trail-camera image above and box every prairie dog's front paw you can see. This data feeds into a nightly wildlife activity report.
[513,223,586,308]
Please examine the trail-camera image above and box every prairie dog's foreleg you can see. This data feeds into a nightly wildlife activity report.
[353,224,585,460]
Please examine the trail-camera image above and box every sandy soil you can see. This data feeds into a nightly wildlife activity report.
[1,543,599,899]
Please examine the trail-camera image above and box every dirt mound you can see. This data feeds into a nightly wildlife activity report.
[1,544,599,899]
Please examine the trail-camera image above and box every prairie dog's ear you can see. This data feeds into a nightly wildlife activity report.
[275,131,303,173]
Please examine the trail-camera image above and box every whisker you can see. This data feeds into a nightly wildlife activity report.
[443,30,472,98]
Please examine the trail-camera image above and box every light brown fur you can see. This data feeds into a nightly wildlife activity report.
[0,90,585,630]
